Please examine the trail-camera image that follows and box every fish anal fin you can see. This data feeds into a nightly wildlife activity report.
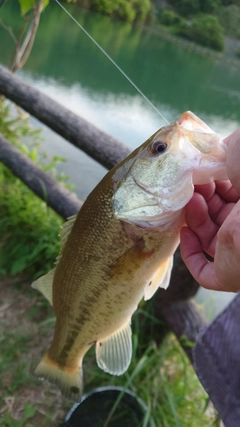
[32,268,56,305]
[96,320,132,375]
[144,255,173,301]
[35,352,83,402]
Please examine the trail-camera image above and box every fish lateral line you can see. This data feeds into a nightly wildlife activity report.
[54,0,169,124]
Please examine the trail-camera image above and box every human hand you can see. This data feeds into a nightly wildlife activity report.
[180,129,240,292]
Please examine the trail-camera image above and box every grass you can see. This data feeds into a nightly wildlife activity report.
[82,302,219,426]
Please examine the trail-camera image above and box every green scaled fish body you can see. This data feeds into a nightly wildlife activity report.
[32,111,227,401]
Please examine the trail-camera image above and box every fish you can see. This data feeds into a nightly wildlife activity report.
[32,111,227,401]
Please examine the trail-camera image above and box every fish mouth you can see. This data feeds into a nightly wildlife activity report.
[177,111,227,158]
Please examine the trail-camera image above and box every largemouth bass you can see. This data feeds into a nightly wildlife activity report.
[32,111,227,401]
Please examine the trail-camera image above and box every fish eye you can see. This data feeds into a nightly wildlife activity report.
[151,140,168,154]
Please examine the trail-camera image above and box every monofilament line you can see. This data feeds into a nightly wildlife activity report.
[54,0,169,124]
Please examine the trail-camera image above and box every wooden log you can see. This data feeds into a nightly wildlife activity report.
[154,249,205,361]
[0,65,131,170]
[0,133,82,218]
[156,298,206,362]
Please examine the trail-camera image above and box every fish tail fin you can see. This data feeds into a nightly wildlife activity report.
[35,353,83,402]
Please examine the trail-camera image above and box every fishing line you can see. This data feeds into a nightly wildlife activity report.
[54,0,169,124]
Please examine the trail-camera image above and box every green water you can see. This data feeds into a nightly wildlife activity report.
[0,1,239,312]
[1,2,240,141]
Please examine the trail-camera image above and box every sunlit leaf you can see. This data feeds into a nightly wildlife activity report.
[18,0,49,15]
[42,0,49,10]
[18,0,36,16]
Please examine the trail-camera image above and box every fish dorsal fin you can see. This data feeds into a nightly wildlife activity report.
[59,214,77,250]
[60,214,77,248]
[31,215,77,304]
[96,320,132,375]
[32,268,56,305]
[56,214,77,266]
[144,255,173,301]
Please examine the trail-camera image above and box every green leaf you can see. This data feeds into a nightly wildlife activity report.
[42,0,49,10]
[18,0,36,16]
[11,257,29,275]
[23,403,36,420]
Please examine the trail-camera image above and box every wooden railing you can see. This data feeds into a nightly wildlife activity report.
[0,64,206,362]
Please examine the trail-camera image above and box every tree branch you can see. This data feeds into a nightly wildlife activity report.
[11,0,44,73]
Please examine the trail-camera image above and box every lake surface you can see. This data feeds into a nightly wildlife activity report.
[1,1,239,316]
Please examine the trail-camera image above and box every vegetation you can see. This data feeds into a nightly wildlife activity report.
[154,0,240,51]
[169,0,235,15]
[217,4,240,39]
[0,99,67,278]
[179,14,225,51]
[69,0,240,52]
[74,0,152,23]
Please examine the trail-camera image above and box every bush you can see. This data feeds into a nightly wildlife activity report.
[179,14,224,51]
[201,0,221,13]
[221,0,234,4]
[217,4,240,38]
[89,0,151,22]
[200,0,221,13]
[159,9,182,26]
[116,0,136,22]
[133,0,151,23]
[91,0,116,15]
[169,0,200,16]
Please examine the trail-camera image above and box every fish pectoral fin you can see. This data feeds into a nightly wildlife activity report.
[32,268,56,305]
[144,255,173,301]
[96,320,132,376]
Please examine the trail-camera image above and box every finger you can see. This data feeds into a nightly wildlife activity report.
[180,227,224,291]
[184,193,218,254]
[207,193,235,226]
[224,128,240,147]
[194,183,215,200]
[215,180,239,203]
[193,183,237,225]
[217,200,240,250]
